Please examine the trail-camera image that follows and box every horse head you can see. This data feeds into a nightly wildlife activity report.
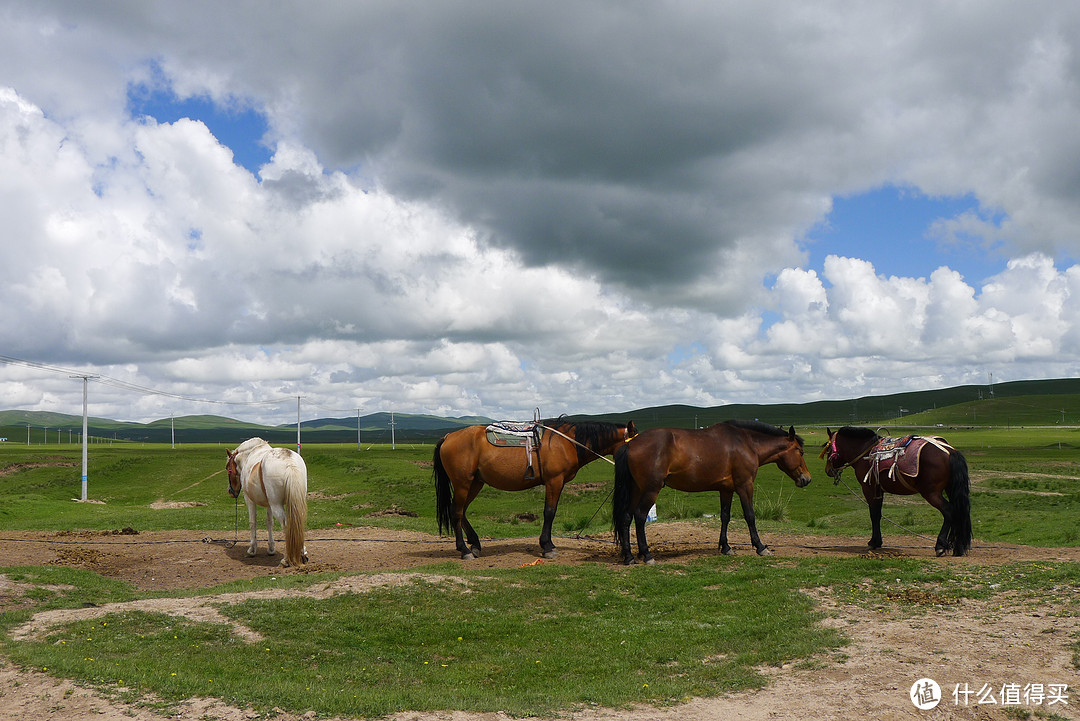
[225,449,242,498]
[821,426,878,480]
[778,425,812,487]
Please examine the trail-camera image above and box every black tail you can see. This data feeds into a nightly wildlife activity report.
[947,451,972,556]
[611,444,633,539]
[433,439,453,536]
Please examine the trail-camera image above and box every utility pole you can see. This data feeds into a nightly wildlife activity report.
[390,411,396,450]
[71,375,96,501]
[297,396,301,454]
[357,408,362,451]
[171,413,175,449]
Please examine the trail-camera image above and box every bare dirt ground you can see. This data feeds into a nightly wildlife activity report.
[2,523,1078,720]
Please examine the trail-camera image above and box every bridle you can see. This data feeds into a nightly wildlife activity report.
[226,452,242,498]
[820,433,878,482]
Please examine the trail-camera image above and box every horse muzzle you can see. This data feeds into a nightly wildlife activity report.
[795,473,812,488]
[228,484,241,499]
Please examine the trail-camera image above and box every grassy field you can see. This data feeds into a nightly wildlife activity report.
[1,427,1079,717]
[3,426,1078,547]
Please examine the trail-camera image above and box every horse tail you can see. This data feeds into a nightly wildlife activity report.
[611,443,633,539]
[947,450,972,556]
[433,438,454,536]
[284,460,308,567]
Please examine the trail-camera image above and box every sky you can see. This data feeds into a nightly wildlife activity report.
[2,1,1080,426]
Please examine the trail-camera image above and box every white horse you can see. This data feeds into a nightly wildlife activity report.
[225,437,309,566]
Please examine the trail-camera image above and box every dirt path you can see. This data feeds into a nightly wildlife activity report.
[2,524,1078,720]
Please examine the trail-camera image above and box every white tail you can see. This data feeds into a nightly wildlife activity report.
[283,463,308,566]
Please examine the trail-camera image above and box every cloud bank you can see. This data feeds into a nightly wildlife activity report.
[1,2,1079,423]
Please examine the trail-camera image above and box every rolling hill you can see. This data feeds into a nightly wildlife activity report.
[2,377,1078,445]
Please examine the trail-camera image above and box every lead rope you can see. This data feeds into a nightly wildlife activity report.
[830,465,936,542]
[536,423,638,538]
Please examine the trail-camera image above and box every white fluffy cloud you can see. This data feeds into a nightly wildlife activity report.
[1,2,1080,423]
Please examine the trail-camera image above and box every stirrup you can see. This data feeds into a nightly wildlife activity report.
[524,466,536,480]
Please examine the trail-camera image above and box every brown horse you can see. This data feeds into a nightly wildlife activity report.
[822,426,971,556]
[612,420,812,565]
[434,417,637,559]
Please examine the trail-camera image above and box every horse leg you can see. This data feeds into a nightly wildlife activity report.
[265,506,277,556]
[718,491,735,555]
[866,488,884,550]
[922,490,953,557]
[245,500,259,557]
[270,504,291,566]
[454,481,485,560]
[633,491,659,565]
[614,494,637,565]
[736,485,772,556]
[539,478,565,559]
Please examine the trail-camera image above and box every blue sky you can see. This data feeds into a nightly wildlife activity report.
[3,4,1080,424]
[127,85,272,175]
[805,187,1007,288]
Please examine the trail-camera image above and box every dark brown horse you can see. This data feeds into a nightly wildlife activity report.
[434,417,637,560]
[612,420,811,565]
[822,426,971,556]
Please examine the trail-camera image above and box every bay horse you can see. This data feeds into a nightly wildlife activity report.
[612,420,812,565]
[822,426,971,556]
[226,437,309,567]
[434,417,637,559]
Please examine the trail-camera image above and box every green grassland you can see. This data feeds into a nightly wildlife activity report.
[2,426,1078,547]
[1,423,1079,717]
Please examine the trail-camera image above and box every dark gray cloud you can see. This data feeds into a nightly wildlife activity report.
[3,1,1080,422]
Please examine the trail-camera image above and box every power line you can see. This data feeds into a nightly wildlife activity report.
[0,354,294,408]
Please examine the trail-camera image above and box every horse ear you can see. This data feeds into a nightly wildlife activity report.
[788,425,796,439]
[627,420,637,435]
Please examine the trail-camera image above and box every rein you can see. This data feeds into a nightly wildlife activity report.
[536,423,635,466]
[830,468,936,543]
[536,422,636,538]
[824,437,879,483]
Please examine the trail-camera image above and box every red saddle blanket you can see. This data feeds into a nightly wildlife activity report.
[863,435,952,486]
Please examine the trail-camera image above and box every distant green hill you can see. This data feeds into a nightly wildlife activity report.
[2,377,1078,444]
[574,378,1080,430]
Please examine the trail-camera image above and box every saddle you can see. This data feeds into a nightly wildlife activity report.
[485,420,544,447]
[485,412,544,480]
[862,435,952,491]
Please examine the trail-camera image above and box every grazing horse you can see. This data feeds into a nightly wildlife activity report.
[434,417,637,559]
[612,421,812,565]
[226,437,309,567]
[822,426,972,556]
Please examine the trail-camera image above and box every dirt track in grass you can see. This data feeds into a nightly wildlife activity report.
[2,523,1078,720]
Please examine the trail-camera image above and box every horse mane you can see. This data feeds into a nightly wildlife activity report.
[724,419,804,446]
[543,416,627,464]
[234,437,270,455]
[836,426,879,442]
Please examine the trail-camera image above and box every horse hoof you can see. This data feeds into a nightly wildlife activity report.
[644,557,656,565]
[721,548,736,556]
[757,547,774,557]
[935,548,947,557]
[622,557,636,566]
[461,552,476,561]
[470,547,482,558]
[542,550,558,560]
